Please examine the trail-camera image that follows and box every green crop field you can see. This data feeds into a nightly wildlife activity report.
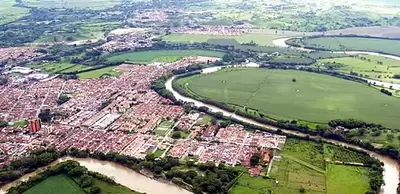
[154,120,174,136]
[20,0,124,9]
[324,144,372,164]
[327,164,370,194]
[317,55,400,84]
[92,179,140,194]
[0,0,29,24]
[291,36,400,56]
[231,138,374,194]
[175,68,400,128]
[163,33,284,46]
[33,21,121,43]
[283,139,325,169]
[77,67,122,79]
[23,174,85,194]
[28,62,91,74]
[106,50,225,64]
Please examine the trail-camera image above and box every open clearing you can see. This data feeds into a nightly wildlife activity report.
[163,33,294,46]
[317,55,400,84]
[327,164,370,194]
[34,22,121,43]
[154,120,174,136]
[23,174,85,194]
[175,68,400,127]
[291,36,400,56]
[231,138,372,194]
[0,0,29,24]
[77,66,122,79]
[28,62,91,74]
[106,50,225,64]
[20,0,123,9]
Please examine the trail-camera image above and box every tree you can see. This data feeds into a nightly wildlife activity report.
[154,166,163,174]
[89,186,101,194]
[299,187,305,193]
[145,153,156,161]
[215,112,224,119]
[186,160,195,167]
[292,78,297,82]
[57,95,70,105]
[80,175,94,188]
[67,166,86,177]
[172,131,181,139]
[38,109,52,123]
[387,134,394,142]
[0,121,8,127]
[0,77,8,85]
[250,153,260,166]
[186,170,197,178]
[198,106,209,113]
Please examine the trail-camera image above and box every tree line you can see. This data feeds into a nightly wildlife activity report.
[6,160,122,194]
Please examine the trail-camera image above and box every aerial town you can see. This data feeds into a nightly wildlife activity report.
[0,55,286,173]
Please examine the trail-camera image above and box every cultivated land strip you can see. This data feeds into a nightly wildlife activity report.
[281,153,326,174]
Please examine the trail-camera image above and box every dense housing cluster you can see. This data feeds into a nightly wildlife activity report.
[2,56,286,167]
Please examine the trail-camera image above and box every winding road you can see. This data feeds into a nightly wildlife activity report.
[166,37,400,193]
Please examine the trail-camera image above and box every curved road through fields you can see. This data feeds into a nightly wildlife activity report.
[166,63,400,194]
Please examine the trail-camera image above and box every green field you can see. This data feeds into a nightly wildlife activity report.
[34,22,121,43]
[231,173,276,194]
[231,138,373,194]
[77,67,122,79]
[0,0,29,24]
[28,62,91,74]
[106,50,225,64]
[290,36,400,56]
[154,120,174,136]
[196,114,213,125]
[324,144,372,164]
[175,68,400,128]
[23,174,85,194]
[92,179,140,194]
[317,55,400,84]
[283,139,325,170]
[20,0,124,9]
[163,33,284,46]
[326,164,370,194]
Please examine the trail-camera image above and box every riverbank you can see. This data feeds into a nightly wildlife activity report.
[0,157,191,194]
[165,67,400,194]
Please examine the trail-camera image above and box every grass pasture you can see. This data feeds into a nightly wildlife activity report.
[91,178,140,194]
[23,174,85,194]
[292,36,400,56]
[28,62,91,74]
[77,66,122,79]
[231,138,374,194]
[163,33,284,46]
[269,157,327,194]
[175,68,400,128]
[317,55,400,83]
[20,0,123,9]
[0,0,29,25]
[106,50,225,64]
[283,139,325,170]
[326,164,370,194]
[154,120,174,136]
[34,21,121,43]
